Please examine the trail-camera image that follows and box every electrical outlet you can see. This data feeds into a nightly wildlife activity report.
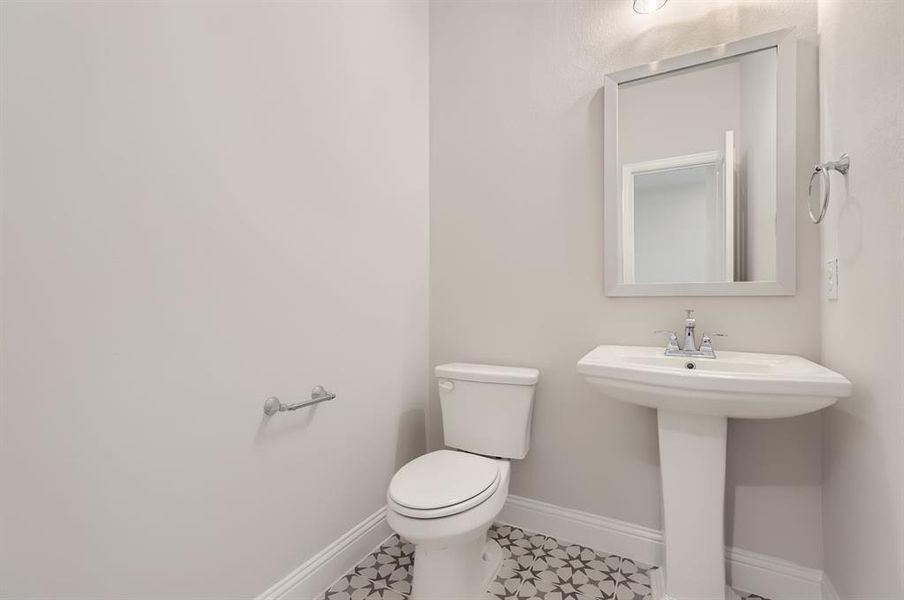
[826,258,839,300]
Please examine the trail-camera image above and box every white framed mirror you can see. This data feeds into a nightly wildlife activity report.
[604,29,796,296]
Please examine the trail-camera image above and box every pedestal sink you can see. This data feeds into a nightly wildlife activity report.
[576,345,851,600]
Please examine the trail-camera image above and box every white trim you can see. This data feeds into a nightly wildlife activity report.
[600,279,794,297]
[622,152,725,176]
[821,574,841,600]
[256,506,391,600]
[620,151,726,285]
[621,161,636,285]
[728,547,824,600]
[603,69,621,292]
[498,495,664,568]
[650,566,668,599]
[257,497,830,600]
[603,28,797,297]
[724,129,736,280]
[604,29,794,86]
[499,495,826,600]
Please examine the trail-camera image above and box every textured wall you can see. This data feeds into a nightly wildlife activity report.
[430,0,824,567]
[0,2,428,597]
[818,0,904,596]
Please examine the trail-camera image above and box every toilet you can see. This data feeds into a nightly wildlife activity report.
[386,362,539,600]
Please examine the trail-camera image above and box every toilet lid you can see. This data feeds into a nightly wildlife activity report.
[388,450,501,513]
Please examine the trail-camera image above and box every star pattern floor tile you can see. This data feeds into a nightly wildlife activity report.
[321,523,771,600]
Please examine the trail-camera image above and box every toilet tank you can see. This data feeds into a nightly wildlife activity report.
[435,363,539,459]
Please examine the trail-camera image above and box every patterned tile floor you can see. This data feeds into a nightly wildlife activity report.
[323,523,770,600]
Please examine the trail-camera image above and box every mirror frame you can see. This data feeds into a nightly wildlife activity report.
[603,29,796,297]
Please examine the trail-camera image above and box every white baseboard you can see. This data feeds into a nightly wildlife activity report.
[258,496,829,600]
[256,506,391,600]
[821,574,841,600]
[649,566,667,598]
[728,546,823,600]
[499,495,826,600]
[498,494,664,568]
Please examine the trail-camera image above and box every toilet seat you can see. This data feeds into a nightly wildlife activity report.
[388,450,501,519]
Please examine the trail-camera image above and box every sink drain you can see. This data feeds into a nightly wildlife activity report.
[685,361,697,370]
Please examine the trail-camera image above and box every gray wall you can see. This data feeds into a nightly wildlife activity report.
[818,0,904,597]
[0,2,428,597]
[429,0,824,567]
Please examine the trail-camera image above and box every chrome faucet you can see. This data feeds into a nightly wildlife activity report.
[682,309,697,352]
[656,309,724,359]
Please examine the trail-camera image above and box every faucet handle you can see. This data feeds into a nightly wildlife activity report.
[654,330,680,352]
[700,332,726,347]
[699,333,725,357]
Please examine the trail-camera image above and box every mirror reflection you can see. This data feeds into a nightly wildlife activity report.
[617,47,777,284]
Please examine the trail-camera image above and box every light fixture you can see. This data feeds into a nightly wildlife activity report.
[633,0,668,14]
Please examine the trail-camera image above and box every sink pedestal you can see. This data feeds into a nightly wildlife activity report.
[657,410,736,600]
[577,346,851,600]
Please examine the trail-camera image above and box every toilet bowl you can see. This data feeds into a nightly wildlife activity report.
[386,450,510,600]
[385,363,539,600]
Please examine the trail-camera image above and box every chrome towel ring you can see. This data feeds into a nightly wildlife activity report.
[808,153,850,224]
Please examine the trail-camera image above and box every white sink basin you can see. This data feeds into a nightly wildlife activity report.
[577,344,851,600]
[576,345,851,419]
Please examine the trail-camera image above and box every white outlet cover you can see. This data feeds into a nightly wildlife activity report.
[826,258,839,300]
